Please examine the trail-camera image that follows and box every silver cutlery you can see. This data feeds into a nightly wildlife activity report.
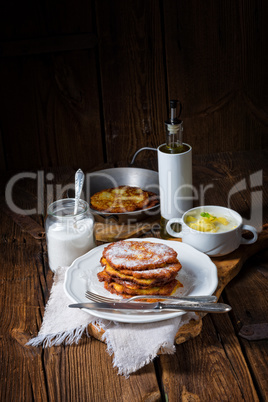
[85,290,218,304]
[69,301,231,314]
[74,168,84,215]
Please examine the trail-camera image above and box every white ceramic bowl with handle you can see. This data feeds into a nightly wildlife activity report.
[166,205,258,257]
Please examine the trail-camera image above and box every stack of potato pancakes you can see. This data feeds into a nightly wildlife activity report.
[97,240,182,298]
[90,186,159,213]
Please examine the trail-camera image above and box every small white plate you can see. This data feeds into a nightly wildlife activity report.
[64,238,218,323]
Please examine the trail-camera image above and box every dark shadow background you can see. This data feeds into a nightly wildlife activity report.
[0,0,267,171]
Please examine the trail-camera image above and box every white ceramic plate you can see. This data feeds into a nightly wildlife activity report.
[64,238,218,323]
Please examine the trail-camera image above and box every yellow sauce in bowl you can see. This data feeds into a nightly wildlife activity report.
[185,212,238,233]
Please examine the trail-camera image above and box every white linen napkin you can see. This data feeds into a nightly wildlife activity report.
[27,266,197,376]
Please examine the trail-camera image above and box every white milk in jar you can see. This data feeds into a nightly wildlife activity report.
[45,199,95,272]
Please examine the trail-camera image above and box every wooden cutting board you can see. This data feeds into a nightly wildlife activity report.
[94,216,160,242]
[87,225,268,345]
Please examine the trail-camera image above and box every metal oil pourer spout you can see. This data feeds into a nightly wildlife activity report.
[165,100,184,153]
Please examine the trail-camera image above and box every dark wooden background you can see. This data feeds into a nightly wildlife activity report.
[0,0,267,172]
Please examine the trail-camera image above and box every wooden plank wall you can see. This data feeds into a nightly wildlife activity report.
[0,0,267,172]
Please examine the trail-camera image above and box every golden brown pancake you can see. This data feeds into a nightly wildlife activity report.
[118,263,181,279]
[144,191,159,210]
[97,240,183,299]
[97,270,113,283]
[97,268,168,288]
[103,279,182,298]
[103,240,178,271]
[90,186,157,213]
[103,261,180,284]
[103,264,177,287]
[100,257,182,279]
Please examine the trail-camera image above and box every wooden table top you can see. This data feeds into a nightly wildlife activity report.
[0,150,267,401]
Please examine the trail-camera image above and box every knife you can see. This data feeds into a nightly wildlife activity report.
[69,301,231,313]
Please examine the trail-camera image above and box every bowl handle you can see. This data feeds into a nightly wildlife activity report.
[166,218,183,238]
[240,225,258,245]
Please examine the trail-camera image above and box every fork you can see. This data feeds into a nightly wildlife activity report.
[85,290,217,304]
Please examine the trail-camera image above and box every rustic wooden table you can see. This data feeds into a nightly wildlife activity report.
[0,150,267,401]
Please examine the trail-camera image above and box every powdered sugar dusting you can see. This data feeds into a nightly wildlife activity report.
[103,241,178,270]
[131,264,180,278]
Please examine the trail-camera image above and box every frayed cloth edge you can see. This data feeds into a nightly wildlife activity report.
[26,324,89,348]
[102,333,176,377]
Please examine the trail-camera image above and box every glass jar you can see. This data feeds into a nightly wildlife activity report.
[45,198,95,272]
